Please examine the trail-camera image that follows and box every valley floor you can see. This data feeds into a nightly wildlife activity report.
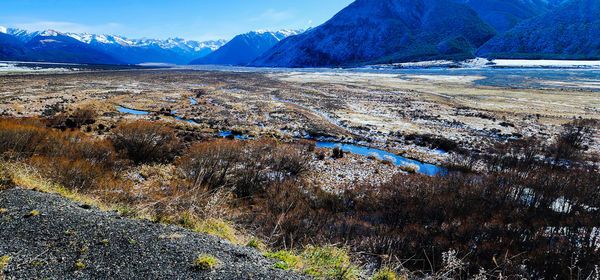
[0,68,598,179]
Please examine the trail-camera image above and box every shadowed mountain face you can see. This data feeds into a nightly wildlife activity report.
[189,30,302,66]
[252,0,497,67]
[456,0,554,33]
[2,28,226,65]
[478,0,600,59]
[23,30,123,64]
[0,32,25,59]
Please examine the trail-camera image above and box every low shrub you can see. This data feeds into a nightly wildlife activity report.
[111,120,180,164]
[191,255,219,270]
[177,139,310,197]
[268,245,360,279]
[372,268,400,280]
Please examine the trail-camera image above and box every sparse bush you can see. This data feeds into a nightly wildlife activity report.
[177,139,310,197]
[0,118,48,159]
[246,238,266,251]
[268,245,360,279]
[42,102,66,117]
[111,120,180,164]
[0,166,14,190]
[0,256,11,271]
[332,147,344,159]
[29,156,105,191]
[550,119,597,162]
[49,106,97,130]
[191,255,219,270]
[372,268,400,280]
[195,219,238,243]
[70,107,97,128]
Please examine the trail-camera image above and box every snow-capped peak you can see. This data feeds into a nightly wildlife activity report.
[40,29,59,36]
[0,26,6,34]
[244,29,304,41]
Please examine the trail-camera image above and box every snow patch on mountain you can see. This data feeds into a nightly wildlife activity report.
[190,29,304,66]
[3,27,227,64]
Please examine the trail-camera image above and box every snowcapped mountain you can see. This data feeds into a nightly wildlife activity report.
[478,0,600,59]
[0,28,25,59]
[189,29,303,66]
[22,29,123,64]
[252,0,496,67]
[2,27,226,64]
[62,32,226,64]
[6,28,41,43]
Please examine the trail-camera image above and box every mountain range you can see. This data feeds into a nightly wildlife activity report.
[0,27,226,65]
[189,30,303,66]
[1,0,599,66]
[252,0,498,67]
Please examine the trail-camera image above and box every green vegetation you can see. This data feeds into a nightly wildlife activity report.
[191,255,219,271]
[266,251,301,270]
[0,256,10,270]
[194,219,238,244]
[74,262,85,270]
[267,245,360,280]
[0,165,13,190]
[27,210,39,217]
[372,268,401,280]
[245,238,266,251]
[0,117,598,278]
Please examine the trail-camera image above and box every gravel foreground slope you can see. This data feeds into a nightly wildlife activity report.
[0,188,306,280]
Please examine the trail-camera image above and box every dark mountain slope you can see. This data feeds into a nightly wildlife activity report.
[0,33,25,59]
[456,0,552,33]
[252,0,496,67]
[190,30,302,66]
[23,30,123,64]
[478,0,600,59]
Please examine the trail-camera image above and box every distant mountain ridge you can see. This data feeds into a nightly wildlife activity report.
[252,0,497,67]
[22,29,122,64]
[2,0,599,67]
[189,30,303,66]
[0,27,226,64]
[0,32,25,60]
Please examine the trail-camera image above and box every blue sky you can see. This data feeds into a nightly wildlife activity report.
[0,0,354,41]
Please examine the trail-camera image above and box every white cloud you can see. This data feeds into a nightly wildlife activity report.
[250,9,293,22]
[8,21,124,34]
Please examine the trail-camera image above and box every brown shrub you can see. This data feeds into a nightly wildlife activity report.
[0,118,48,159]
[177,139,310,197]
[49,107,97,130]
[111,120,180,164]
[29,156,106,191]
[549,119,598,162]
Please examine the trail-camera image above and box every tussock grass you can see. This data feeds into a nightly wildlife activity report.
[267,245,361,280]
[191,254,219,271]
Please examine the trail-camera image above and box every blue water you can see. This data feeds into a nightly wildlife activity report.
[112,105,447,176]
[116,106,148,115]
[219,131,255,140]
[316,141,446,176]
[171,109,196,123]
